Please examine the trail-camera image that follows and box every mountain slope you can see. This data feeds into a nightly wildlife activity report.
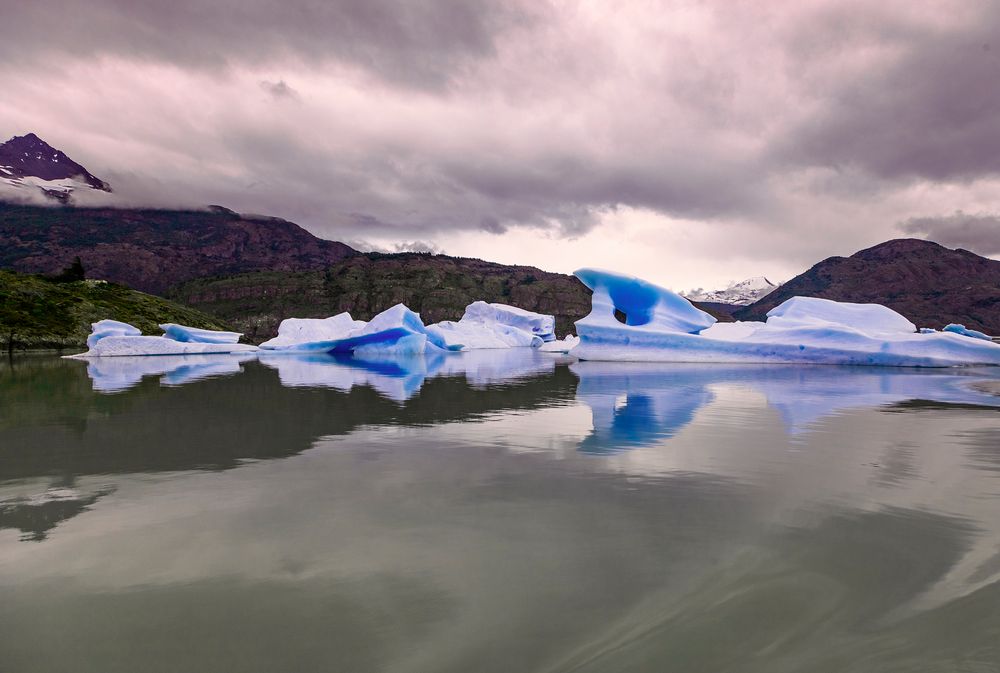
[0,203,357,294]
[0,270,231,350]
[734,239,1000,334]
[0,133,110,202]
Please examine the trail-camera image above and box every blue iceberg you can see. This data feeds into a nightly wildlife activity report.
[943,323,993,341]
[572,268,1000,367]
[158,323,243,344]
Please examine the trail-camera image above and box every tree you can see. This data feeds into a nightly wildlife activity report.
[53,257,85,283]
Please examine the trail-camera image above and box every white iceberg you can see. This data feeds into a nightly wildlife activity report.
[159,323,243,344]
[462,302,556,342]
[572,268,1000,367]
[425,301,554,350]
[539,335,580,353]
[317,304,460,355]
[70,320,258,358]
[259,313,367,351]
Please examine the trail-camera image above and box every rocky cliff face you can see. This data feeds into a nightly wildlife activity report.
[0,203,357,294]
[735,239,1000,334]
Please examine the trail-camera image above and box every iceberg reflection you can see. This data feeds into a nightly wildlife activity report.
[85,353,258,393]
[258,348,556,401]
[573,362,1000,452]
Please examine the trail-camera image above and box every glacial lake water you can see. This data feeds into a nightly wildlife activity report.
[2,350,1000,673]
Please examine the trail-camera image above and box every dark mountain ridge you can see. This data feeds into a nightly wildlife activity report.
[735,238,1000,334]
[0,203,357,294]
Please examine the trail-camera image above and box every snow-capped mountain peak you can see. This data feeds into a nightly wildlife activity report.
[0,132,111,203]
[683,276,780,305]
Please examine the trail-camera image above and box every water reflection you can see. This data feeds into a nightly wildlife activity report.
[258,349,557,401]
[573,362,1000,453]
[2,353,1000,672]
[85,353,257,392]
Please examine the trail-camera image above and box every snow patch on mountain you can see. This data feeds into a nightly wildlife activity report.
[683,276,780,306]
[0,133,111,204]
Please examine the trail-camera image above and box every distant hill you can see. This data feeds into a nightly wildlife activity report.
[0,269,232,350]
[0,203,357,294]
[0,133,111,202]
[734,239,1000,334]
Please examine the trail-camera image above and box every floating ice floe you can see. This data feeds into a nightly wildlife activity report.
[259,313,367,351]
[943,323,993,341]
[538,335,580,353]
[70,320,258,358]
[572,268,1000,366]
[159,323,243,344]
[427,302,554,350]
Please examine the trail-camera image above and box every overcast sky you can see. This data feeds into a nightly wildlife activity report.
[2,0,999,290]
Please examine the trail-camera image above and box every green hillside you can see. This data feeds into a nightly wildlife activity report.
[1,270,231,351]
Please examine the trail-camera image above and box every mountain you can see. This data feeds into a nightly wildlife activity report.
[0,203,357,294]
[0,269,231,350]
[684,276,779,305]
[734,239,1000,334]
[0,133,111,202]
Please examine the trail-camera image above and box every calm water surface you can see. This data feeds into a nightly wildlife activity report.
[2,351,1000,672]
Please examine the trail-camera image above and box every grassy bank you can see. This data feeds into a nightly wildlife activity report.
[0,270,231,351]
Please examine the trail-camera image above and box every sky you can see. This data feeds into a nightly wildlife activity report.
[2,0,1000,292]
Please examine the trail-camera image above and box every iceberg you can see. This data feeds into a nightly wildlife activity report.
[158,323,243,344]
[86,319,140,349]
[539,335,580,353]
[71,320,258,357]
[943,323,993,341]
[425,302,554,350]
[572,268,1000,367]
[259,305,458,356]
[259,313,367,351]
[462,302,556,342]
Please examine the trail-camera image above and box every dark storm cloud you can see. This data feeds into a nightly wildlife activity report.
[5,0,1000,269]
[0,0,534,90]
[776,3,1000,181]
[900,211,1000,255]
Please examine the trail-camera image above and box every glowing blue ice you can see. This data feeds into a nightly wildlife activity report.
[86,319,140,348]
[943,323,993,341]
[159,323,243,344]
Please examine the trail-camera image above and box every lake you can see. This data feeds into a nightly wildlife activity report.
[2,351,1000,672]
